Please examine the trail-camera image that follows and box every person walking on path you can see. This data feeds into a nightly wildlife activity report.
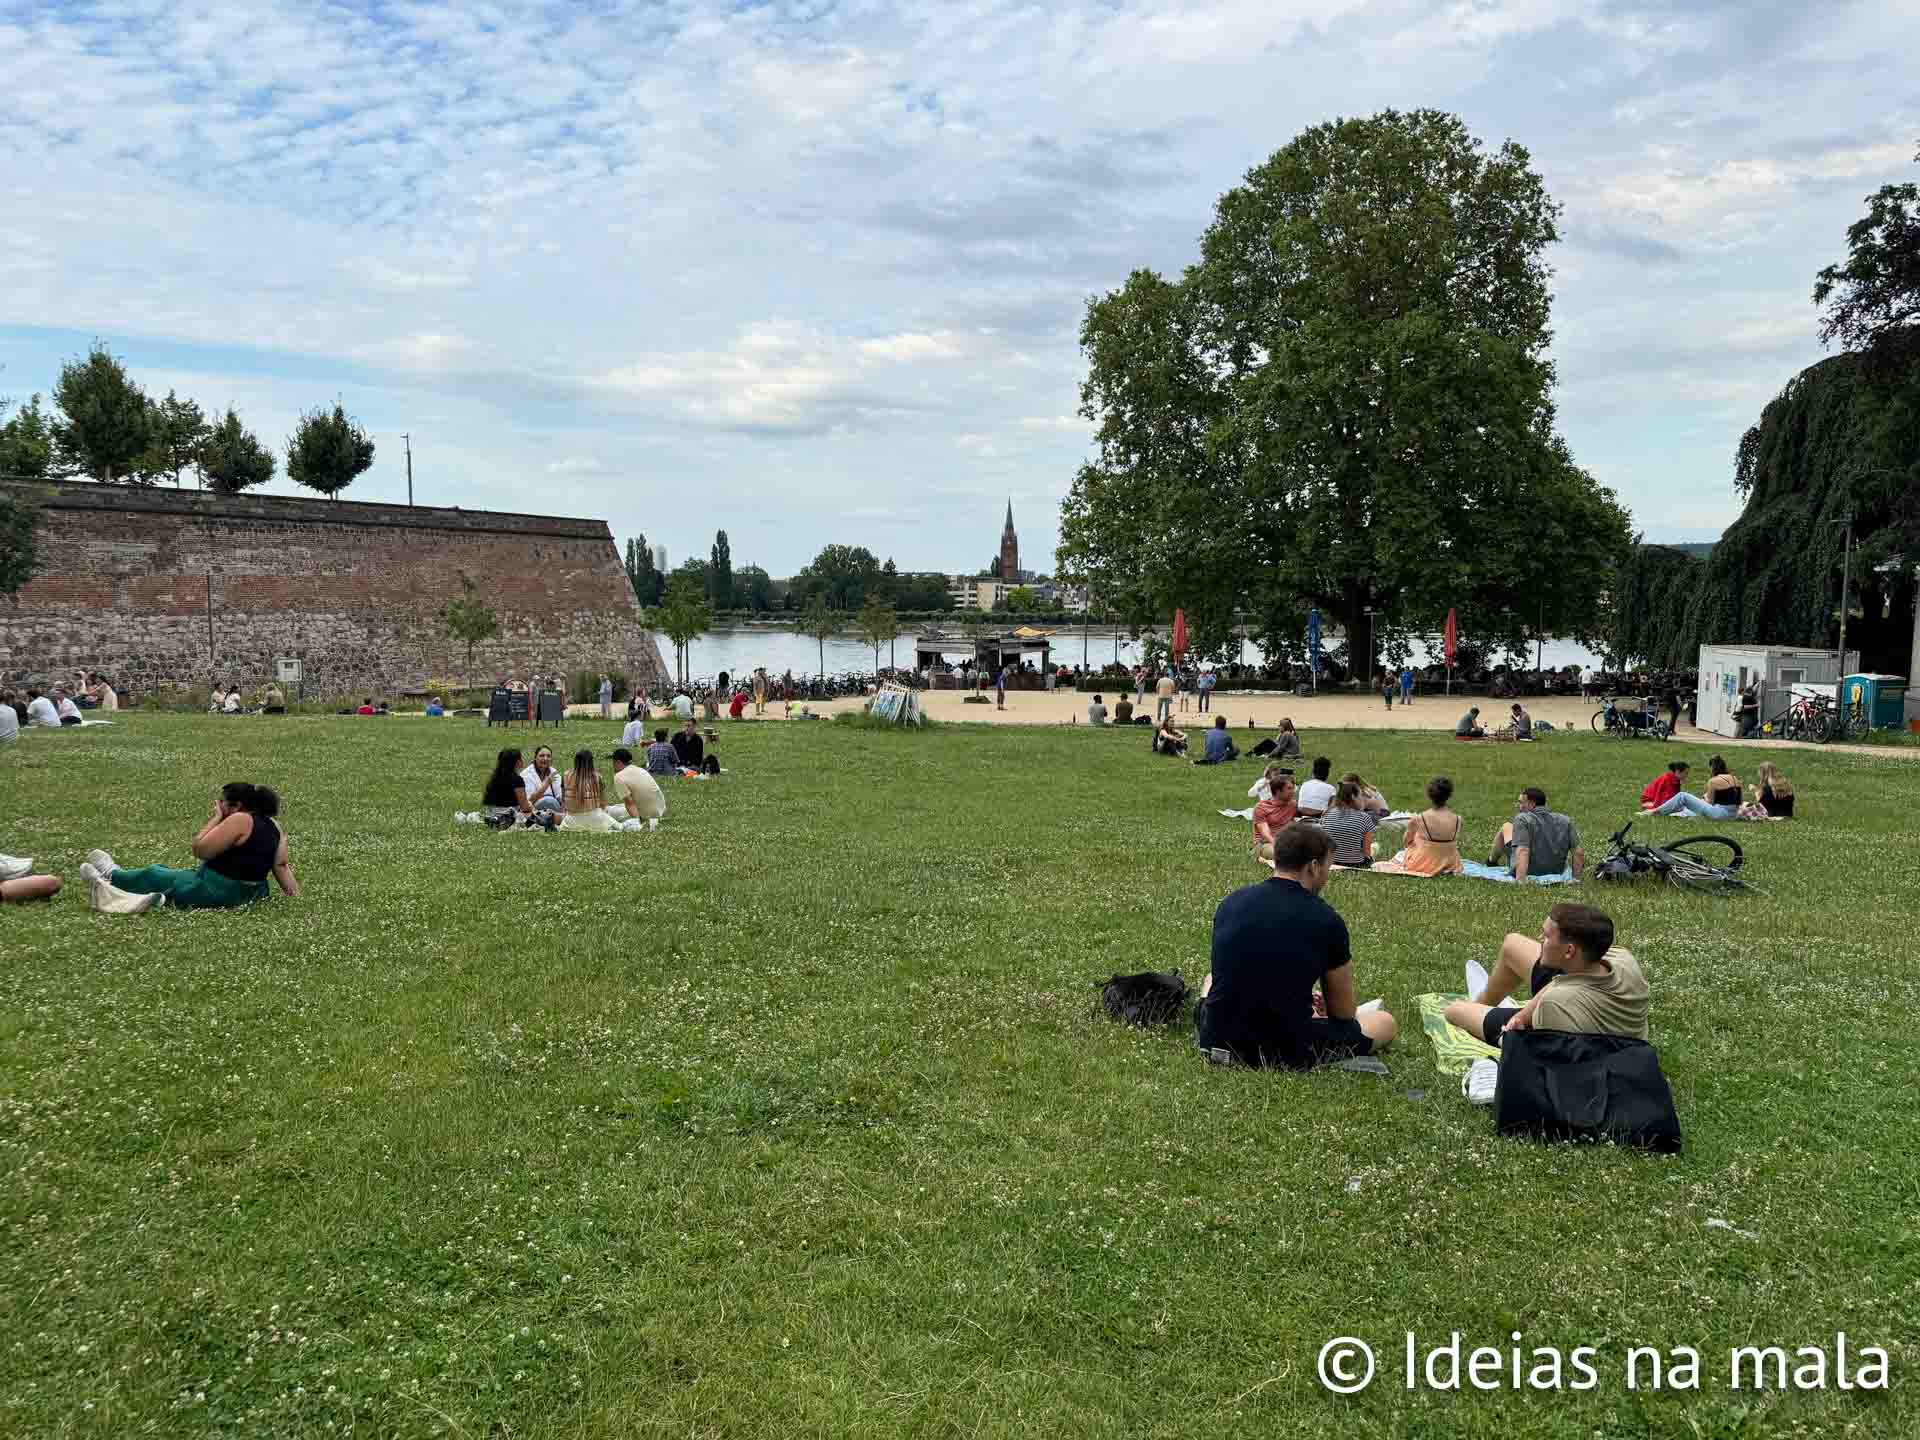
[1399,667,1414,706]
[1198,668,1216,714]
[1155,669,1176,724]
[995,665,1008,710]
[598,674,613,720]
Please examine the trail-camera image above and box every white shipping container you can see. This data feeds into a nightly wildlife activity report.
[1695,644,1857,738]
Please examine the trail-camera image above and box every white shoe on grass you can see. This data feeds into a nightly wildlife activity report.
[88,848,117,875]
[84,870,158,914]
[1464,960,1489,1000]
[0,854,32,881]
[1463,1057,1499,1106]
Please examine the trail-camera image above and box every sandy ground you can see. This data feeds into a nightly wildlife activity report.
[566,688,1917,757]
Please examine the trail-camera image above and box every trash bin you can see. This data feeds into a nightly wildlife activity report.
[1840,674,1908,730]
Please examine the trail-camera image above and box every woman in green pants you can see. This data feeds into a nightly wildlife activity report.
[79,782,299,914]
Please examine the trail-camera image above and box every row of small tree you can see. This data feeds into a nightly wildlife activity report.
[0,341,375,497]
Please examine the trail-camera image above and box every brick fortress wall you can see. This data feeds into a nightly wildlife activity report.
[0,482,670,700]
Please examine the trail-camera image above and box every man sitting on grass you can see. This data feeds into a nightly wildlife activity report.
[1488,787,1585,882]
[1507,702,1533,739]
[1455,705,1486,738]
[1113,695,1134,725]
[1196,822,1397,1069]
[1296,756,1336,816]
[670,717,705,770]
[645,728,678,776]
[1195,714,1237,764]
[1444,903,1646,1053]
[1087,694,1108,725]
[608,747,665,829]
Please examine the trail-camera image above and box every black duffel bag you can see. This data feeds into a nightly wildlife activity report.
[1493,1030,1682,1154]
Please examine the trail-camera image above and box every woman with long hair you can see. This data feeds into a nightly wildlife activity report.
[1741,760,1795,820]
[477,748,534,824]
[560,749,617,831]
[80,781,298,913]
[1316,779,1379,867]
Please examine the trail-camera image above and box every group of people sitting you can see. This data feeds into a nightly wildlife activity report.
[619,715,718,774]
[1455,703,1536,740]
[1,685,85,737]
[2,781,299,913]
[1250,757,1393,868]
[1195,822,1646,1075]
[1639,756,1794,821]
[463,745,667,832]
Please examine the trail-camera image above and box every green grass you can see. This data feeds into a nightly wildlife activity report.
[3,716,1916,1438]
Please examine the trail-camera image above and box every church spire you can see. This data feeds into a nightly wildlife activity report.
[1003,498,1014,532]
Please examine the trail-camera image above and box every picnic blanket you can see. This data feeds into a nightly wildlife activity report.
[1365,858,1575,884]
[1418,992,1500,1076]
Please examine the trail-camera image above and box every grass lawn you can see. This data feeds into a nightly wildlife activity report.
[3,714,1916,1438]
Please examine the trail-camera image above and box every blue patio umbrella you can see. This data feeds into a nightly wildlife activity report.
[1307,607,1322,691]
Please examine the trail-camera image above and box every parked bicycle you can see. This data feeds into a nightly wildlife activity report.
[1591,695,1670,739]
[1594,822,1754,895]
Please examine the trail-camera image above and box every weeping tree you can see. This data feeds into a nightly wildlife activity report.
[1058,110,1631,675]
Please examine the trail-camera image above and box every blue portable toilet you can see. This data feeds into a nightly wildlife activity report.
[1840,674,1908,730]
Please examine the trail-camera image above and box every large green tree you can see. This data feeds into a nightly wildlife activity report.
[735,563,775,612]
[147,390,210,487]
[51,342,154,483]
[795,543,882,610]
[709,529,734,609]
[1058,109,1631,673]
[197,408,276,495]
[655,574,713,684]
[624,536,664,607]
[0,394,55,482]
[287,403,376,499]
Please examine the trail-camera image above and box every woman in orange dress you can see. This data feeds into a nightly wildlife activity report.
[1377,775,1466,875]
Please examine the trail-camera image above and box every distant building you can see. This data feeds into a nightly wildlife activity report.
[999,500,1021,582]
[652,543,668,573]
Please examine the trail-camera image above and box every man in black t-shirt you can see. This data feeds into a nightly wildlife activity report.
[1195,823,1398,1069]
[670,718,705,769]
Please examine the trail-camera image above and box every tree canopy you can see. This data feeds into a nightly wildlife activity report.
[624,536,664,607]
[709,530,734,609]
[147,391,210,487]
[51,342,153,483]
[0,395,55,482]
[1058,109,1631,671]
[287,403,375,499]
[654,574,713,684]
[794,543,883,610]
[197,408,276,495]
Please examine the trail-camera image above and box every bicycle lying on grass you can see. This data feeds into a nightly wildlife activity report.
[1594,822,1755,895]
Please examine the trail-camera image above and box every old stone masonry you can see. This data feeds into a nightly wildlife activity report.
[0,481,670,700]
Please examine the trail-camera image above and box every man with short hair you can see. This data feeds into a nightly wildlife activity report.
[1196,714,1237,764]
[1154,668,1176,724]
[1455,705,1485,738]
[1197,667,1215,713]
[1113,695,1134,725]
[670,717,705,769]
[25,688,59,728]
[1196,822,1397,1069]
[53,687,82,725]
[522,746,565,814]
[1580,665,1596,702]
[0,692,17,745]
[607,747,665,827]
[671,688,694,721]
[1489,787,1585,882]
[598,674,613,720]
[1296,756,1336,816]
[1399,666,1414,706]
[1508,702,1533,739]
[645,727,678,776]
[1087,694,1108,725]
[1443,903,1647,1050]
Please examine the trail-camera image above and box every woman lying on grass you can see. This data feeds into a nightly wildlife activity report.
[79,782,298,914]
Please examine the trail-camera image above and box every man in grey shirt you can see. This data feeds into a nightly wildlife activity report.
[1087,694,1108,725]
[1490,787,1584,882]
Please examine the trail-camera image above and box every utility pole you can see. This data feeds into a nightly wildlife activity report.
[403,432,414,507]
[1836,510,1854,672]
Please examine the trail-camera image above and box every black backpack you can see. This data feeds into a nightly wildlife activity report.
[1493,1030,1682,1153]
[1097,970,1189,1027]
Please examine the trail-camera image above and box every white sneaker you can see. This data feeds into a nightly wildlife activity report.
[86,874,158,914]
[79,861,102,886]
[1463,1058,1499,1106]
[0,855,31,881]
[1464,960,1489,1000]
[647,818,659,832]
[87,848,117,875]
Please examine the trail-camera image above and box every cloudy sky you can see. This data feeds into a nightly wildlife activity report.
[2,0,1914,578]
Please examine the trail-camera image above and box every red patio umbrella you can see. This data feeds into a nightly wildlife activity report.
[1171,609,1188,664]
[1444,607,1458,693]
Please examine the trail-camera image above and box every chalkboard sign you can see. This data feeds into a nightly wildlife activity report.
[537,692,565,727]
[488,688,531,727]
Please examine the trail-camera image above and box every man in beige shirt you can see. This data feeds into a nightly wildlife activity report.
[608,747,665,827]
[1154,668,1176,724]
[1446,903,1649,1049]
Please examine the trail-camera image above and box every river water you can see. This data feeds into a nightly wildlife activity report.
[673,626,1606,681]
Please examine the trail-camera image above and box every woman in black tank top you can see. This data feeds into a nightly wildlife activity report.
[79,781,300,913]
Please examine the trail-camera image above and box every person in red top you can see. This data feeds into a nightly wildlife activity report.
[1639,760,1690,810]
[728,688,747,720]
[356,697,377,716]
[1252,766,1299,850]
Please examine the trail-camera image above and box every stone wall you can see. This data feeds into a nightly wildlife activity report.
[0,482,669,701]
